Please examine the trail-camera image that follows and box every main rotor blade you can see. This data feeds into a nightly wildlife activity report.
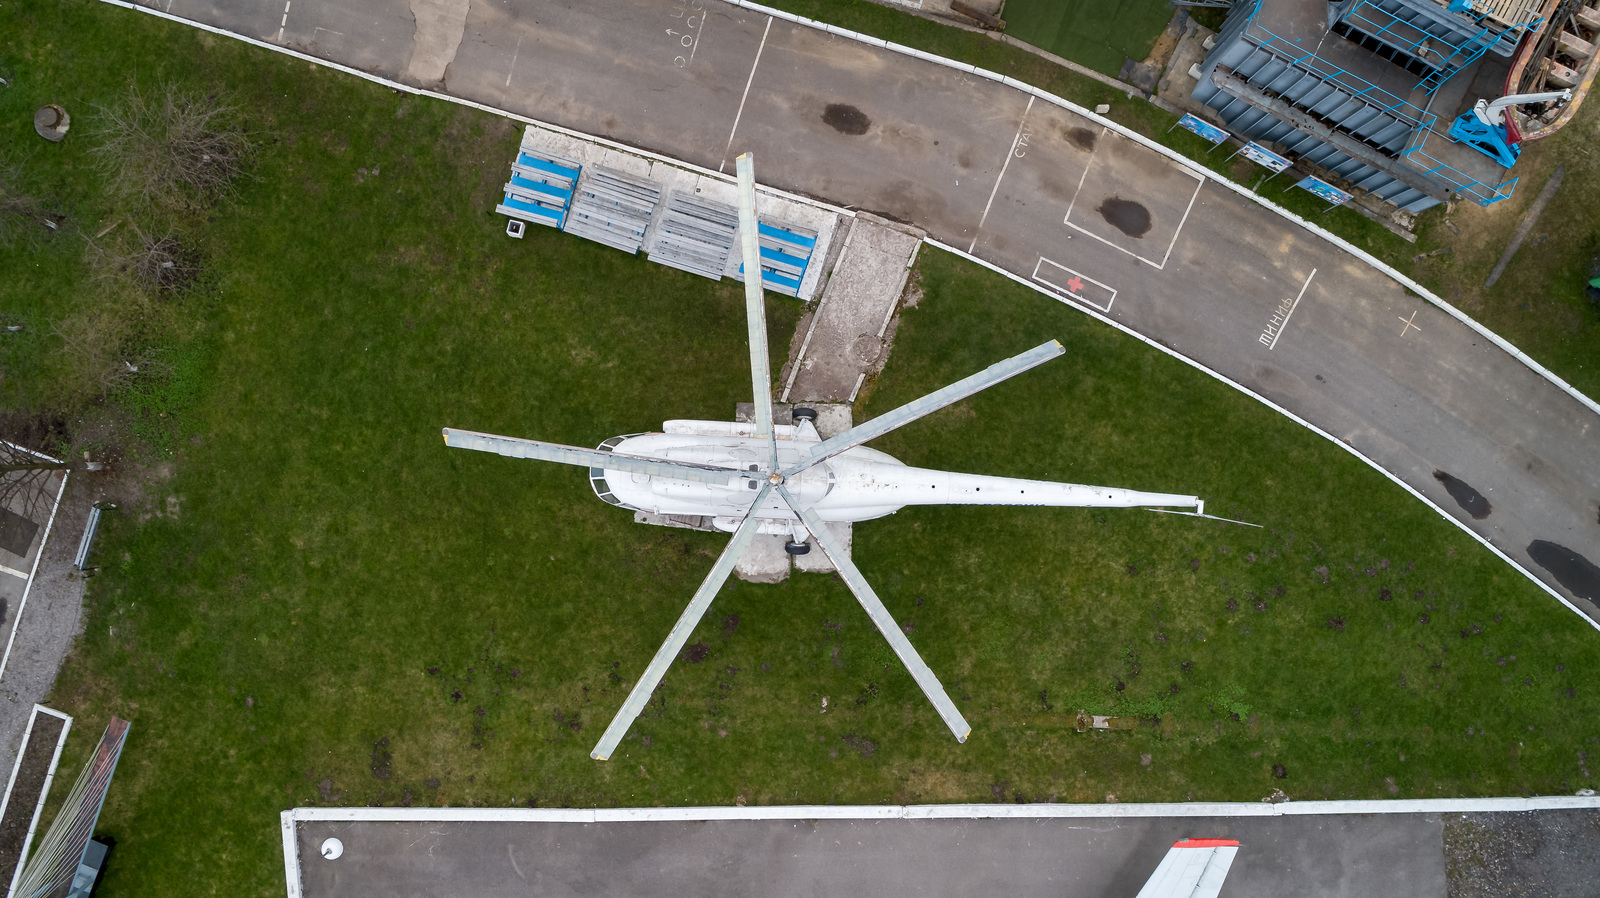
[735,153,777,473]
[591,484,773,760]
[443,428,743,485]
[780,487,972,743]
[781,340,1064,477]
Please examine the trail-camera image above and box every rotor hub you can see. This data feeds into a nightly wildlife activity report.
[768,472,783,485]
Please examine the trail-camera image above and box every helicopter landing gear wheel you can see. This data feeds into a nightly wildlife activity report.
[791,407,818,423]
[783,540,811,556]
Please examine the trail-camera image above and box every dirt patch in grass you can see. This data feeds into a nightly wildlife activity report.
[841,734,877,758]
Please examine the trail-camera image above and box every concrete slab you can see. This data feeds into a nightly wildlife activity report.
[1156,21,1216,119]
[733,533,790,583]
[792,521,851,574]
[291,812,1448,898]
[783,217,922,403]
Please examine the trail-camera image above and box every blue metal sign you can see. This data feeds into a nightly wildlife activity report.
[1295,175,1352,206]
[1174,113,1229,146]
[1238,142,1292,173]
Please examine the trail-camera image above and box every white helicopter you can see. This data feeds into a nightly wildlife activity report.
[446,154,1214,761]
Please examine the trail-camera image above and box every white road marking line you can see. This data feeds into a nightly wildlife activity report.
[0,565,26,580]
[1156,174,1204,269]
[1059,128,1101,223]
[718,15,772,173]
[1399,310,1422,337]
[1260,268,1317,350]
[1032,257,1116,313]
[276,0,290,42]
[968,95,1033,253]
[688,3,707,64]
[1062,166,1203,271]
[505,35,521,87]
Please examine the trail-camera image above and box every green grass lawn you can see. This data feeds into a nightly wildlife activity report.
[4,3,1600,897]
[1000,0,1175,75]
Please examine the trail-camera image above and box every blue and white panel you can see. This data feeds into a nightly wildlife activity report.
[497,144,581,229]
[734,218,818,297]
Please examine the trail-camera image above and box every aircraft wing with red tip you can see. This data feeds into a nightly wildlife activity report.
[1134,839,1240,898]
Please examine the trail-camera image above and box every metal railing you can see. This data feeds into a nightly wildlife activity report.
[1236,0,1437,131]
[1401,128,1518,205]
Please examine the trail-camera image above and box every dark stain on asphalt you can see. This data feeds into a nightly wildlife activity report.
[1098,197,1151,238]
[1528,541,1600,603]
[1064,126,1098,152]
[823,103,871,136]
[1433,470,1491,519]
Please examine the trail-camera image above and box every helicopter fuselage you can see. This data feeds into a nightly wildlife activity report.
[590,419,1200,534]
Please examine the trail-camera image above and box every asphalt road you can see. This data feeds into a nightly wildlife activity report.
[294,812,1445,897]
[138,0,1600,619]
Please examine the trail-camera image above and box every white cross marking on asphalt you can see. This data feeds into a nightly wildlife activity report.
[1399,311,1422,338]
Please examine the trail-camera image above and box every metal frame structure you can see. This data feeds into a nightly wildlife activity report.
[8,718,130,898]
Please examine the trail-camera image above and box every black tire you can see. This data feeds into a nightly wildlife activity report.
[784,540,811,556]
[791,407,818,423]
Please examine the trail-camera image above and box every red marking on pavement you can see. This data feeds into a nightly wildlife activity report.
[1066,275,1085,293]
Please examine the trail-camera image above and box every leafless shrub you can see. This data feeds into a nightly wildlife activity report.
[90,82,252,211]
[0,160,54,249]
[47,305,163,402]
[86,221,200,295]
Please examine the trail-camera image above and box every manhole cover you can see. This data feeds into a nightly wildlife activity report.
[850,335,882,366]
[33,105,70,142]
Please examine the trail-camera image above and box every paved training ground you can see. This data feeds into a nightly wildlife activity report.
[101,0,1600,625]
[282,799,1600,897]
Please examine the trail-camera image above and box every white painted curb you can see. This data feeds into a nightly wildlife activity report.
[281,794,1600,824]
[92,1,1597,622]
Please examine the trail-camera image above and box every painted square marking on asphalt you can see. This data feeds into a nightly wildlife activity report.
[1062,130,1203,270]
[1033,257,1116,312]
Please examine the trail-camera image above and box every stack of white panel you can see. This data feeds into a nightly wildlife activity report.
[646,191,740,280]
[562,166,662,254]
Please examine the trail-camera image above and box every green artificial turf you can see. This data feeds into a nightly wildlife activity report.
[3,3,1599,897]
[1000,0,1175,76]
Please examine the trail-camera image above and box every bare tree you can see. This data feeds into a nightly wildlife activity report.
[0,440,70,524]
[89,82,252,211]
[85,221,199,294]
